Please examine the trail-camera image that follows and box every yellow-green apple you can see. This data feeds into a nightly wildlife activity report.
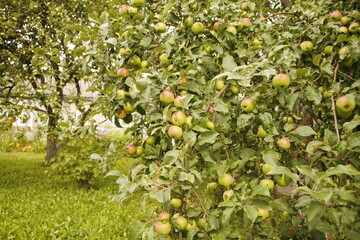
[323,45,333,54]
[186,116,193,129]
[340,16,350,25]
[257,125,268,138]
[272,73,290,89]
[206,121,215,131]
[116,89,126,99]
[168,125,183,139]
[339,26,348,34]
[170,198,182,208]
[175,216,188,230]
[141,60,149,68]
[146,136,156,145]
[283,116,294,124]
[136,146,144,155]
[124,102,135,113]
[215,79,225,90]
[185,220,197,231]
[336,96,355,118]
[191,22,205,34]
[241,98,255,112]
[218,173,234,188]
[260,179,275,190]
[230,85,239,94]
[128,7,138,14]
[262,163,274,174]
[158,212,170,221]
[207,182,218,193]
[223,189,234,200]
[184,16,194,28]
[349,22,359,33]
[226,26,237,35]
[155,22,167,32]
[171,111,187,126]
[276,175,291,187]
[300,41,314,53]
[242,18,251,27]
[257,208,270,220]
[277,137,291,149]
[160,90,175,104]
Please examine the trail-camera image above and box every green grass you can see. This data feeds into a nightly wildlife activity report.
[0,152,157,239]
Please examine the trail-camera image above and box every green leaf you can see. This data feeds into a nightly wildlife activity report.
[244,205,258,223]
[163,150,180,165]
[307,201,326,221]
[291,126,316,137]
[128,220,146,240]
[131,164,147,179]
[251,184,270,197]
[105,37,117,45]
[237,114,254,129]
[267,166,300,181]
[214,99,229,113]
[197,131,218,145]
[315,220,337,234]
[347,132,360,151]
[184,131,197,147]
[261,150,280,166]
[343,119,360,132]
[222,55,237,71]
[140,36,152,47]
[259,112,273,128]
[186,228,199,240]
[222,207,234,225]
[296,165,318,181]
[305,86,322,105]
[306,140,323,154]
[320,61,333,74]
[320,165,360,180]
[286,91,300,111]
[312,54,322,66]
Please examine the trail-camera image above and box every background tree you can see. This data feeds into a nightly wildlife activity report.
[88,0,360,239]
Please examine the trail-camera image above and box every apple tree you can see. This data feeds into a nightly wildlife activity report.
[89,0,359,239]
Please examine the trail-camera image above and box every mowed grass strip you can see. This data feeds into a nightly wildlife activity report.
[0,152,156,240]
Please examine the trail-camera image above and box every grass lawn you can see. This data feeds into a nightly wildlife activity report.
[0,152,156,239]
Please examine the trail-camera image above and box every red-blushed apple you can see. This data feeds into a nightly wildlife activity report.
[349,22,359,33]
[232,21,243,30]
[117,109,127,119]
[241,2,250,11]
[339,26,348,34]
[277,137,291,149]
[179,78,188,84]
[242,18,251,28]
[119,5,129,15]
[300,41,314,53]
[155,22,166,32]
[218,173,234,188]
[226,26,237,35]
[272,73,290,89]
[213,21,221,31]
[339,46,350,59]
[173,97,184,108]
[170,198,182,208]
[257,125,267,138]
[241,98,255,112]
[154,221,171,235]
[262,163,274,174]
[175,216,188,230]
[191,22,205,34]
[260,179,275,190]
[168,125,183,139]
[158,212,170,221]
[223,189,234,200]
[160,90,175,104]
[329,10,342,21]
[257,208,270,220]
[336,96,355,117]
[125,144,136,154]
[171,111,186,126]
[117,68,129,78]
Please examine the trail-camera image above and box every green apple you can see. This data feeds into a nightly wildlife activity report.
[155,22,167,32]
[160,90,175,104]
[262,163,274,174]
[257,208,269,220]
[141,60,149,68]
[252,38,262,45]
[117,67,129,78]
[136,146,144,155]
[218,173,234,188]
[329,10,342,21]
[125,144,136,154]
[131,0,145,7]
[175,216,188,230]
[186,116,193,129]
[215,79,225,90]
[146,136,156,145]
[117,109,127,119]
[116,89,126,99]
[241,98,255,112]
[173,97,184,108]
[276,175,291,187]
[230,85,239,94]
[323,45,333,54]
[191,22,205,34]
[257,125,267,138]
[277,137,291,149]
[168,125,183,139]
[119,5,129,15]
[136,78,148,91]
[128,7,138,14]
[341,16,350,25]
[124,102,135,113]
[154,221,171,235]
[185,220,197,231]
[283,116,293,124]
[207,182,218,193]
[272,73,290,89]
[171,111,186,126]
[336,96,355,115]
[349,22,360,33]
[184,16,194,28]
[158,212,170,221]
[339,26,348,34]
[226,26,237,35]
[198,218,206,228]
[339,46,351,59]
[170,198,182,208]
[323,90,334,98]
[260,179,275,190]
[281,211,289,218]
[205,120,215,130]
[223,189,234,200]
[300,41,314,53]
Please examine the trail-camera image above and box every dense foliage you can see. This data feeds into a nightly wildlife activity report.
[85,0,360,239]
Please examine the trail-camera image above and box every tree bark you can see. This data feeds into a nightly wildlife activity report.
[44,106,60,166]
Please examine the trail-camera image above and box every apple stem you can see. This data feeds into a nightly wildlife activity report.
[331,62,341,142]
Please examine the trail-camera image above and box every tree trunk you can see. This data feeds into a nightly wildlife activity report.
[44,110,59,166]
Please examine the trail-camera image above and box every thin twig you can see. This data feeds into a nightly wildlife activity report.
[205,83,229,112]
[331,62,341,141]
[191,186,209,216]
[338,70,356,81]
